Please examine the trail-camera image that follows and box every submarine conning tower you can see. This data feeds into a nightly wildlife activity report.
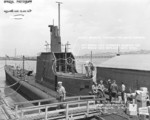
[48,25,61,53]
[35,24,92,95]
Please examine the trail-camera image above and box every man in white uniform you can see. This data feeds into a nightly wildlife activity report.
[121,82,126,103]
[84,61,90,77]
[57,81,66,102]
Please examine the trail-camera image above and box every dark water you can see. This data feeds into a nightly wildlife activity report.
[0,58,110,106]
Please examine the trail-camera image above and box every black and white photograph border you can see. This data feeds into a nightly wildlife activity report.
[1,0,150,120]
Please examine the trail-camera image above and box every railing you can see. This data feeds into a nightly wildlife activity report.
[14,95,96,118]
[17,98,97,120]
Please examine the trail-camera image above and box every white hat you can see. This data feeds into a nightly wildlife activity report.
[58,81,62,84]
[108,79,111,82]
[86,61,89,64]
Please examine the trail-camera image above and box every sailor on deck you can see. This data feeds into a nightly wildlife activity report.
[84,61,90,77]
[57,81,66,102]
[84,61,94,78]
[111,80,118,101]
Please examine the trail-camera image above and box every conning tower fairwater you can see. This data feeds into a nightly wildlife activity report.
[35,25,92,96]
[48,25,61,53]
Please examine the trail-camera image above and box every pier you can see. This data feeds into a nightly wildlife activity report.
[15,96,97,120]
[0,95,127,120]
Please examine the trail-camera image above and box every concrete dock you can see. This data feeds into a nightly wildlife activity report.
[0,94,16,120]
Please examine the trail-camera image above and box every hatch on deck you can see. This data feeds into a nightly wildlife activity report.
[53,52,77,73]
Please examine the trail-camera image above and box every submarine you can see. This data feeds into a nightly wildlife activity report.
[4,14,93,101]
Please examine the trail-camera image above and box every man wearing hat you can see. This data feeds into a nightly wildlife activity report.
[57,81,66,103]
[92,81,98,95]
[108,79,112,102]
[97,80,105,98]
[110,80,118,101]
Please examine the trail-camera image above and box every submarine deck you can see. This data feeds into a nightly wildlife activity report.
[5,65,93,99]
[5,65,58,99]
[56,71,92,79]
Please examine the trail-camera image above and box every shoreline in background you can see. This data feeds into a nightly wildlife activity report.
[0,55,114,61]
[1,49,150,60]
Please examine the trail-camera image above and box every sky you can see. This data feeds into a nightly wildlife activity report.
[1,0,150,56]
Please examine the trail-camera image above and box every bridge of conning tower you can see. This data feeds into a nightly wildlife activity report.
[53,52,77,73]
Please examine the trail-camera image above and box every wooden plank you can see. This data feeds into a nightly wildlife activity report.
[0,107,9,120]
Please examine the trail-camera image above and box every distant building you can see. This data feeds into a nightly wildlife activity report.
[96,54,150,92]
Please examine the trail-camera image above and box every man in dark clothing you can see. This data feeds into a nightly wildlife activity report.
[111,80,118,101]
[108,79,112,102]
[92,82,98,95]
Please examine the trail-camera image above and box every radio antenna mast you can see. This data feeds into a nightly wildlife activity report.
[56,1,62,36]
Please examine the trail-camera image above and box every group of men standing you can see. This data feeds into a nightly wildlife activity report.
[92,79,126,102]
[56,79,126,105]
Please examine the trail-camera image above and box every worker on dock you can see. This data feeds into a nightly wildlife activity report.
[121,82,126,103]
[92,82,98,95]
[57,81,66,102]
[107,79,112,102]
[97,80,105,98]
[111,80,118,101]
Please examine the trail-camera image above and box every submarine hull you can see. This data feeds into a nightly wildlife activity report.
[5,66,55,101]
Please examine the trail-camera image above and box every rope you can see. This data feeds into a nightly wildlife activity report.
[0,67,25,89]
[4,82,22,98]
[0,71,26,88]
[0,79,23,88]
[0,65,26,88]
